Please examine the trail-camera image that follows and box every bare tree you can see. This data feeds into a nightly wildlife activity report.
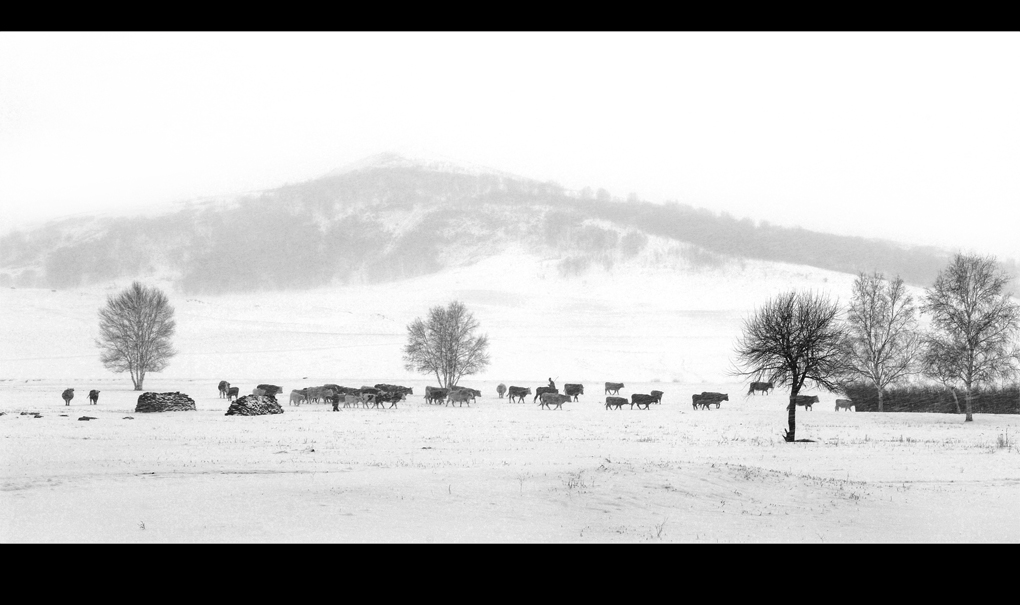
[403,301,490,388]
[732,290,846,441]
[841,272,922,412]
[95,281,177,391]
[920,254,1020,422]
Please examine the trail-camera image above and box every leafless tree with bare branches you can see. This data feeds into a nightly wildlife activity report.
[732,290,847,441]
[95,281,177,391]
[403,301,490,388]
[921,254,1020,422]
[841,272,922,412]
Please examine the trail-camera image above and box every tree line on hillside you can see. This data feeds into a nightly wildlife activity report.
[733,253,1020,441]
[1,164,1016,293]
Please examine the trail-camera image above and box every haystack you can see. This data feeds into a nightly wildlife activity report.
[135,392,197,413]
[226,394,283,416]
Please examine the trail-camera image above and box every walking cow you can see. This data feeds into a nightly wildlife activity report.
[631,394,656,410]
[88,389,100,405]
[789,395,819,411]
[747,381,774,396]
[507,386,531,404]
[534,386,558,403]
[564,383,584,402]
[605,396,629,410]
[605,382,624,395]
[693,392,728,410]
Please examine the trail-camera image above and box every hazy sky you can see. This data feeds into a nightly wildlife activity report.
[1,32,1017,261]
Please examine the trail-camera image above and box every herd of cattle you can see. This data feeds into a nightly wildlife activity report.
[55,379,854,412]
[217,381,413,410]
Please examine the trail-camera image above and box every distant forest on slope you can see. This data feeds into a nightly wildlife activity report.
[1,164,1016,294]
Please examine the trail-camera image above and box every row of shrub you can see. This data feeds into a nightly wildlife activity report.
[842,383,1020,414]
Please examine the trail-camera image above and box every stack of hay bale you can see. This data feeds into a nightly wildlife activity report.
[135,392,197,413]
[226,394,284,416]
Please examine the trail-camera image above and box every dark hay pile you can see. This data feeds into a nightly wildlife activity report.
[226,395,283,416]
[135,392,197,413]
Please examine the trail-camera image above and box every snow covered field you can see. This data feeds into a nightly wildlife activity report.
[2,253,1019,542]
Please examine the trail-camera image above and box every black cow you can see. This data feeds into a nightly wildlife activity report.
[605,382,624,395]
[631,394,656,410]
[539,393,571,410]
[693,392,728,409]
[564,383,584,402]
[835,398,854,412]
[534,386,558,403]
[88,389,100,405]
[62,388,74,406]
[788,395,819,411]
[425,386,449,405]
[605,396,628,410]
[218,380,230,398]
[226,386,239,401]
[650,390,664,404]
[507,386,531,404]
[256,384,283,397]
[748,381,774,396]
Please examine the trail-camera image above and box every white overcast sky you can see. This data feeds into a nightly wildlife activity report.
[1,32,1017,261]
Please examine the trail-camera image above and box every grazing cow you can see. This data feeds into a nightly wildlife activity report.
[631,394,656,409]
[218,381,230,399]
[650,390,664,404]
[605,396,629,410]
[789,395,819,411]
[835,398,854,412]
[447,389,474,407]
[605,382,624,395]
[507,386,531,404]
[226,386,239,401]
[497,384,507,398]
[693,392,728,410]
[534,386,558,403]
[62,388,74,406]
[564,383,584,402]
[88,389,100,405]
[539,393,571,410]
[748,381,774,396]
[289,390,307,406]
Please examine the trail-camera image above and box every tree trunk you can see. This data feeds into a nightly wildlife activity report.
[877,389,884,413]
[785,395,797,442]
[964,387,973,422]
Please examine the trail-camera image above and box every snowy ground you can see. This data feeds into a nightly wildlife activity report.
[2,253,1018,542]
